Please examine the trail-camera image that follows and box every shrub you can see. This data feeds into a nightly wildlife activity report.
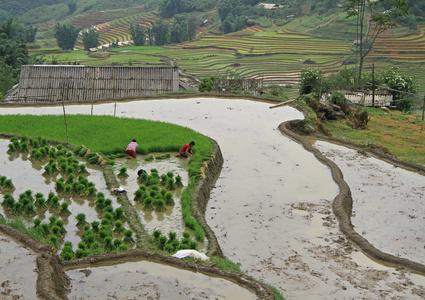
[51,225,61,236]
[40,223,50,236]
[330,91,345,106]
[158,236,167,250]
[350,108,370,129]
[7,143,17,153]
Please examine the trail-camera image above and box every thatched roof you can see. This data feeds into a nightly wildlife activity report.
[9,65,180,102]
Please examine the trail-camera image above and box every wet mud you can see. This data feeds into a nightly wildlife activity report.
[0,97,424,299]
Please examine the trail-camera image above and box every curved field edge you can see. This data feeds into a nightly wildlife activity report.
[0,224,276,300]
[0,115,277,299]
[279,111,425,277]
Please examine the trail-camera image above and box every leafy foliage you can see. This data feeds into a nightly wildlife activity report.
[129,24,145,46]
[198,75,217,92]
[299,67,324,95]
[82,28,100,51]
[54,23,81,50]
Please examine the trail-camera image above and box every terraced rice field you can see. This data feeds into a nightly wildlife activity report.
[180,32,350,55]
[372,24,425,63]
[76,12,156,49]
[168,29,349,85]
[43,50,166,67]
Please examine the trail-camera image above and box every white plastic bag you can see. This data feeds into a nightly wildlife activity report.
[172,250,209,261]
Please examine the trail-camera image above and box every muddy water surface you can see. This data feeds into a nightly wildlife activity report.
[0,232,38,299]
[0,139,116,249]
[1,98,425,299]
[67,260,257,299]
[113,156,191,241]
[314,141,425,264]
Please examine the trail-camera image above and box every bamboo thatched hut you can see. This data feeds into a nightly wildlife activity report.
[7,65,181,102]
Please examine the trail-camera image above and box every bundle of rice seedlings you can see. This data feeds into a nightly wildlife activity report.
[154,199,166,212]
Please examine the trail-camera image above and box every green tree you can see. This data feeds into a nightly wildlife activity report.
[151,19,169,46]
[380,67,417,112]
[187,16,197,40]
[344,0,409,81]
[0,59,19,96]
[67,0,77,15]
[170,14,188,44]
[54,23,80,50]
[198,75,217,92]
[129,23,145,46]
[299,67,324,95]
[82,28,100,51]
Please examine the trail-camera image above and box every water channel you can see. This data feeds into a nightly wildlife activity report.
[0,97,424,299]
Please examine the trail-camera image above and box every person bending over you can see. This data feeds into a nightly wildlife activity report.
[179,141,195,158]
[126,139,138,159]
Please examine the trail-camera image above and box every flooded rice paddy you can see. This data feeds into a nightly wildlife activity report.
[314,141,425,265]
[67,260,257,300]
[0,232,38,299]
[0,97,424,299]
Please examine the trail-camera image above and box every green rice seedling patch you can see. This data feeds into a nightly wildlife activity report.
[0,115,212,157]
[0,115,212,251]
[0,138,126,254]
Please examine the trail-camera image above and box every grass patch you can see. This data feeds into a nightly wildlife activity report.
[0,115,211,157]
[0,217,49,244]
[323,108,425,165]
